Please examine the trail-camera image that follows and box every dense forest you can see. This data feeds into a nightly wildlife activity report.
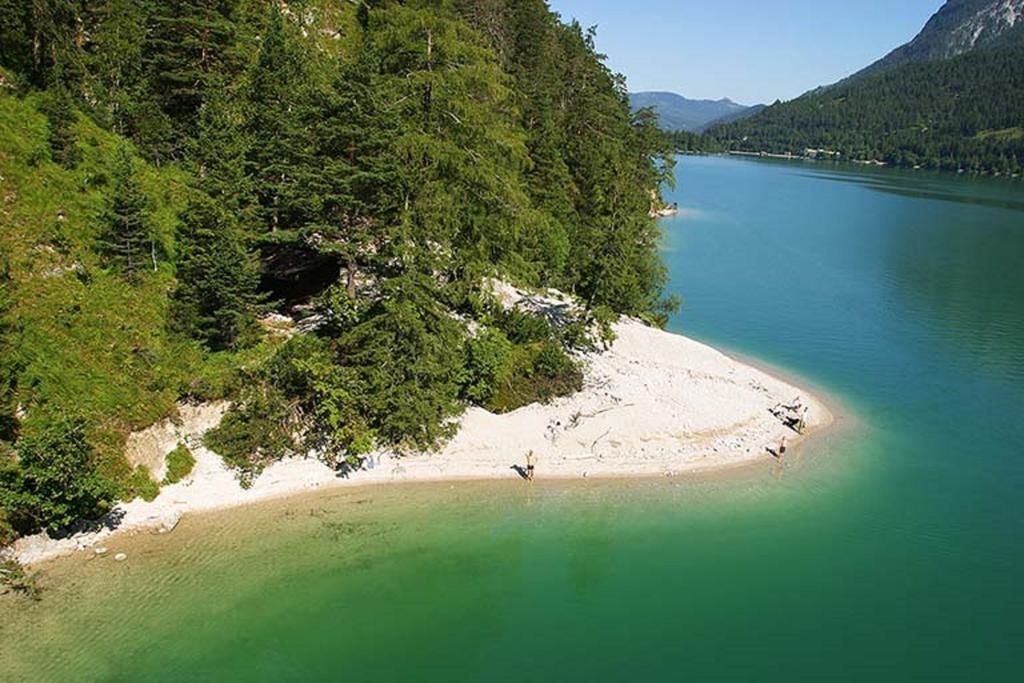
[708,47,1024,174]
[0,0,675,547]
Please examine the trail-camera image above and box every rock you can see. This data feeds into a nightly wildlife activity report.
[114,553,127,562]
[95,547,108,555]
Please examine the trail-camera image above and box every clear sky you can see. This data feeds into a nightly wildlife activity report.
[547,0,945,104]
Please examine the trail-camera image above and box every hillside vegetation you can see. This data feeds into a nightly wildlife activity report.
[709,47,1024,173]
[0,0,675,544]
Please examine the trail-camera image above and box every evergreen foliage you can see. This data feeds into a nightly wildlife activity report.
[710,48,1024,174]
[0,262,19,443]
[98,149,156,282]
[171,194,260,350]
[38,77,79,169]
[0,0,676,535]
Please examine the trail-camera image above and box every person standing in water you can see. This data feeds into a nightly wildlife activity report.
[526,450,537,481]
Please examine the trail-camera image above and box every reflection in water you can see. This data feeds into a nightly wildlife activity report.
[798,168,1024,212]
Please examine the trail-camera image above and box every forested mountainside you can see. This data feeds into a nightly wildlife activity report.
[705,0,1024,173]
[708,46,1024,173]
[0,0,675,545]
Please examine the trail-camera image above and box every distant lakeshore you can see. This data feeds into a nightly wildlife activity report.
[672,149,1023,178]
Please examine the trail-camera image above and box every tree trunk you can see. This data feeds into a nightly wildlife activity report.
[346,260,357,300]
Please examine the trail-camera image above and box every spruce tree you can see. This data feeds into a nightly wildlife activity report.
[145,0,240,152]
[307,59,399,299]
[171,195,260,350]
[39,75,80,169]
[244,4,317,238]
[98,149,155,283]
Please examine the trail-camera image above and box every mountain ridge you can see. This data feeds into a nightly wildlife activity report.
[629,91,761,132]
[851,0,1024,79]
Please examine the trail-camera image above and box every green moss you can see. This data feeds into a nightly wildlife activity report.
[163,443,196,485]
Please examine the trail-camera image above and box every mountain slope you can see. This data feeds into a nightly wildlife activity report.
[853,0,1024,78]
[629,91,759,132]
[708,0,1024,173]
[709,47,1024,172]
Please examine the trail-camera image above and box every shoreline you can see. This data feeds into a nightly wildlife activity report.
[12,318,838,566]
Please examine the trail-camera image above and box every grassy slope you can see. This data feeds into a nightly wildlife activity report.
[0,85,201,481]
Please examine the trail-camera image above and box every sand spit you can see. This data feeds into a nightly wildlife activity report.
[13,308,830,565]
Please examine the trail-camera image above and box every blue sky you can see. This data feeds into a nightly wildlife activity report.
[547,0,945,104]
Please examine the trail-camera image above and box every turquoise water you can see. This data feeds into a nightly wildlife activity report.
[2,156,1023,680]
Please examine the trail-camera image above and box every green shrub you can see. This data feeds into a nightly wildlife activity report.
[0,412,118,534]
[125,465,159,502]
[487,339,583,414]
[463,328,515,404]
[163,443,196,485]
[0,505,16,547]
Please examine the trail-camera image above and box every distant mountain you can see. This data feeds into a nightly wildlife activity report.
[852,0,1024,79]
[628,92,760,132]
[707,0,1024,174]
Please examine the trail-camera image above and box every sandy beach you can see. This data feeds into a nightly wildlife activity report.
[12,301,832,565]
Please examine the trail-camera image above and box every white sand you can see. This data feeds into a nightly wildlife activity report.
[12,311,830,565]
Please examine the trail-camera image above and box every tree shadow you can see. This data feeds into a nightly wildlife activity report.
[334,461,359,479]
[54,508,127,538]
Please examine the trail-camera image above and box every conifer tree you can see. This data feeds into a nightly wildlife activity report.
[171,194,260,350]
[98,149,155,282]
[244,4,317,237]
[145,0,240,152]
[39,74,80,169]
[307,59,399,299]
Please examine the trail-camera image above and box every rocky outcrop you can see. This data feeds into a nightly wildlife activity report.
[854,0,1024,79]
[124,402,229,481]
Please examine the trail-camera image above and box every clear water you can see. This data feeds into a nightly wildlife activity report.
[2,156,1023,681]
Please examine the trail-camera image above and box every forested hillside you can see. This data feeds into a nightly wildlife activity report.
[709,47,1024,173]
[0,0,674,545]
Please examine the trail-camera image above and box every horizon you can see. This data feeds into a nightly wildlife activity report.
[548,0,945,104]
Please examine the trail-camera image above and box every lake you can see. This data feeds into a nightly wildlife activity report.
[2,156,1022,680]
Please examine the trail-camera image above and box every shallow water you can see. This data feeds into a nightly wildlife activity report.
[3,156,1023,680]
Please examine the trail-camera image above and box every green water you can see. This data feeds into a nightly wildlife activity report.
[3,156,1023,681]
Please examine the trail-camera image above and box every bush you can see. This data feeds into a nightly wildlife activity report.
[163,443,196,485]
[487,339,583,414]
[0,504,16,547]
[124,465,159,502]
[0,412,118,534]
[463,328,515,404]
[205,391,296,487]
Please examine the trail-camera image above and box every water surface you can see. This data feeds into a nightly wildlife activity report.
[2,156,1022,680]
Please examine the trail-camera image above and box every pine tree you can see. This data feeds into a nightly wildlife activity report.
[144,0,240,153]
[244,4,317,238]
[39,74,80,169]
[80,0,149,135]
[98,149,155,282]
[307,58,399,299]
[171,194,260,350]
[0,0,84,88]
